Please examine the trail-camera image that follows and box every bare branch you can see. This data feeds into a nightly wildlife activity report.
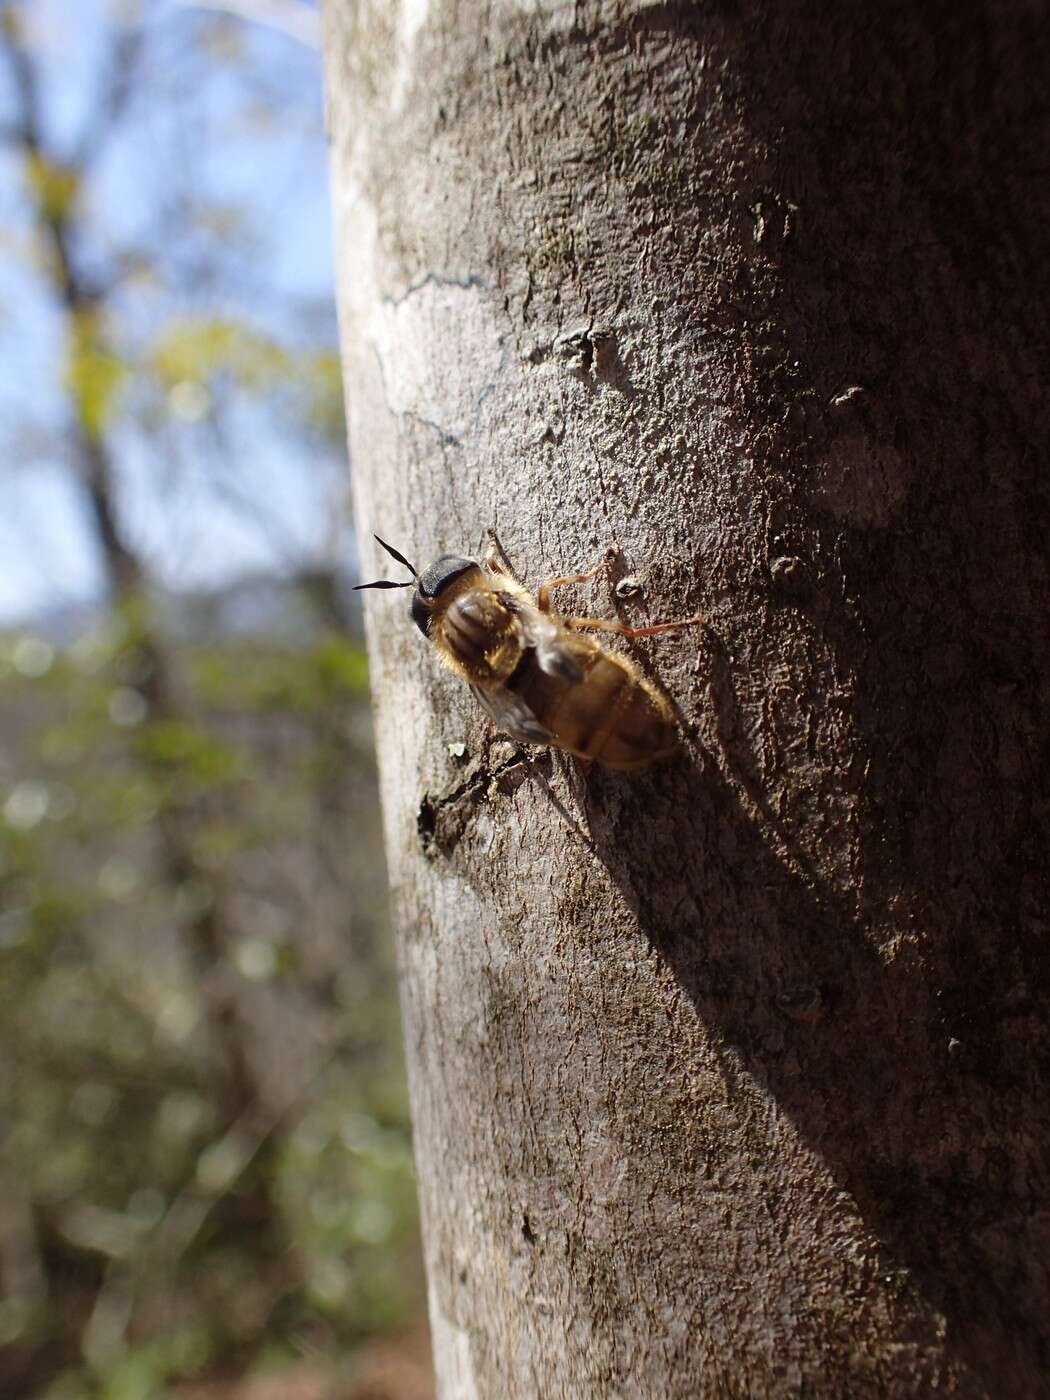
[0,2,43,147]
[73,17,146,167]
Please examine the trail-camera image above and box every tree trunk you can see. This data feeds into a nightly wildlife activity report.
[323,2,1050,1394]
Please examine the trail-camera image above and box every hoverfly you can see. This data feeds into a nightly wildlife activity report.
[356,535,702,770]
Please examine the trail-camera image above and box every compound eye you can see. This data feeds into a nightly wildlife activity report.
[418,554,477,599]
[410,591,432,636]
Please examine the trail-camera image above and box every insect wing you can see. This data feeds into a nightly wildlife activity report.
[507,596,584,683]
[469,682,554,746]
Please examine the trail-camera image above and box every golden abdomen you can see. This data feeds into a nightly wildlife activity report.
[511,646,678,770]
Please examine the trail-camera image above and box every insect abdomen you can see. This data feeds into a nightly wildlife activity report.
[510,646,677,769]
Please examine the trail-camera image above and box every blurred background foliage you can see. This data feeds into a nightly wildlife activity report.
[0,2,430,1397]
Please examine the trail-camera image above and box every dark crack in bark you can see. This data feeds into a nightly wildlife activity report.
[418,750,530,858]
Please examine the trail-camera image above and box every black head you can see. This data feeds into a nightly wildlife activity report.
[410,554,476,633]
[354,536,478,636]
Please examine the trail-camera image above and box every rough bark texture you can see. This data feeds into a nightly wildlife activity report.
[323,2,1050,1395]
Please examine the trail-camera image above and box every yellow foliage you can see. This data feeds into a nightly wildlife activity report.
[64,309,126,441]
[24,151,81,223]
[151,318,290,389]
[150,321,345,441]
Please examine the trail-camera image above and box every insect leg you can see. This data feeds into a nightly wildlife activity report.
[483,528,521,580]
[536,562,609,612]
[562,613,705,637]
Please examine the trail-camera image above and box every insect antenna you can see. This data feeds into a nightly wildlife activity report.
[354,534,420,590]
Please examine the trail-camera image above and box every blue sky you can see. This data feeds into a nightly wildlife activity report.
[0,0,346,624]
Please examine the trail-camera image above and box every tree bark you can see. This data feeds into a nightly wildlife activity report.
[324,2,1050,1394]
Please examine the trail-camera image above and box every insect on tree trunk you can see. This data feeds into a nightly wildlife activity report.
[324,3,1050,1395]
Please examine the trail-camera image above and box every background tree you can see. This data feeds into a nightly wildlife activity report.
[0,3,427,1395]
[325,1,1050,1394]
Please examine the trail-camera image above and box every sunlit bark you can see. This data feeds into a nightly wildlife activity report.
[326,2,1050,1394]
